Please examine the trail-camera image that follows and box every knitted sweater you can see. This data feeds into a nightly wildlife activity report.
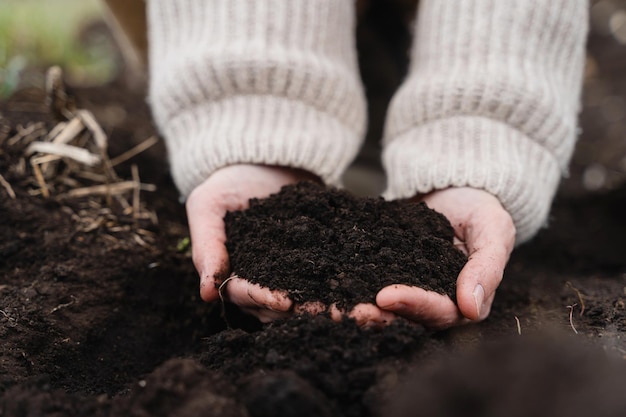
[148,0,588,244]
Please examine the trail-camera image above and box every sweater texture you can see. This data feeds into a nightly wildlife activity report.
[148,0,589,244]
[148,0,367,196]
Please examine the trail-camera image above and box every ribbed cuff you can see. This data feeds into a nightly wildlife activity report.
[148,0,366,197]
[383,116,561,244]
[382,0,587,244]
[166,95,361,196]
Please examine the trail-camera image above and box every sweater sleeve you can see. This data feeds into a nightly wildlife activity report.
[382,0,589,244]
[147,0,367,197]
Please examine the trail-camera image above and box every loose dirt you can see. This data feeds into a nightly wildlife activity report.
[1,3,626,416]
[225,182,466,308]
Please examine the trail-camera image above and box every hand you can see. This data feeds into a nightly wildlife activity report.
[376,187,516,329]
[186,164,396,326]
[186,164,317,322]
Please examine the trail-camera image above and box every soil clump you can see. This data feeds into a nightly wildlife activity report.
[225,182,466,308]
[2,5,626,416]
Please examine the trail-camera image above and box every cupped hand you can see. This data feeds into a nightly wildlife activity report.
[186,164,318,322]
[226,280,395,326]
[186,164,396,326]
[376,187,516,329]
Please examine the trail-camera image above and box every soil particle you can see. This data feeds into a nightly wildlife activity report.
[225,182,467,309]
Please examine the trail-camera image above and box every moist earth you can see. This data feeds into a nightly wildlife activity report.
[225,182,466,308]
[1,82,625,417]
[2,4,626,416]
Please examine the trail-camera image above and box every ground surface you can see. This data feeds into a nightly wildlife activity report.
[1,3,626,417]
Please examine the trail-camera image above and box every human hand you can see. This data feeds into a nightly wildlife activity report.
[187,165,396,326]
[186,164,318,322]
[376,187,516,329]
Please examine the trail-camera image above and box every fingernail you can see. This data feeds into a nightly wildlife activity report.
[473,284,485,318]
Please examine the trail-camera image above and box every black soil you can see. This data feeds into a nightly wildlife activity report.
[225,182,466,308]
[200,314,429,417]
[2,4,626,417]
[389,334,626,417]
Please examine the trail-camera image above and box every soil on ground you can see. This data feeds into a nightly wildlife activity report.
[1,3,626,417]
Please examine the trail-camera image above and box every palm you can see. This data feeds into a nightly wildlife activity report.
[186,164,315,321]
[186,164,396,326]
[189,174,515,328]
[376,187,516,329]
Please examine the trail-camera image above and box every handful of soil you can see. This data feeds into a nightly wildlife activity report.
[224,182,466,310]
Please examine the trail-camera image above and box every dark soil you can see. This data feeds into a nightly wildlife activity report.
[2,3,626,417]
[225,182,466,308]
[389,334,626,417]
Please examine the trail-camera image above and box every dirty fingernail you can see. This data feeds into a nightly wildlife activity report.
[473,284,485,318]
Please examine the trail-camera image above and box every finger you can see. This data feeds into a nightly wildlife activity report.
[376,284,466,329]
[456,260,500,321]
[225,277,293,312]
[229,277,294,323]
[456,211,515,321]
[327,303,395,327]
[348,303,396,328]
[329,304,343,322]
[187,195,231,302]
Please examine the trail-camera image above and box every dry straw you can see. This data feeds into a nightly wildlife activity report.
[3,66,160,248]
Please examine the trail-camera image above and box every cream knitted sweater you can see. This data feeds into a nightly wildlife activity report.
[148,0,588,244]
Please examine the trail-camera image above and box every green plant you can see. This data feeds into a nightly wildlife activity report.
[0,0,117,98]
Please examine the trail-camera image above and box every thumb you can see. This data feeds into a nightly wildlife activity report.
[456,213,514,320]
[187,192,231,303]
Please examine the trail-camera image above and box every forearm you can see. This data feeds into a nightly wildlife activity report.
[383,0,589,243]
[148,0,367,197]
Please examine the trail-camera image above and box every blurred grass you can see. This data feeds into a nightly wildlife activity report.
[0,0,117,98]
